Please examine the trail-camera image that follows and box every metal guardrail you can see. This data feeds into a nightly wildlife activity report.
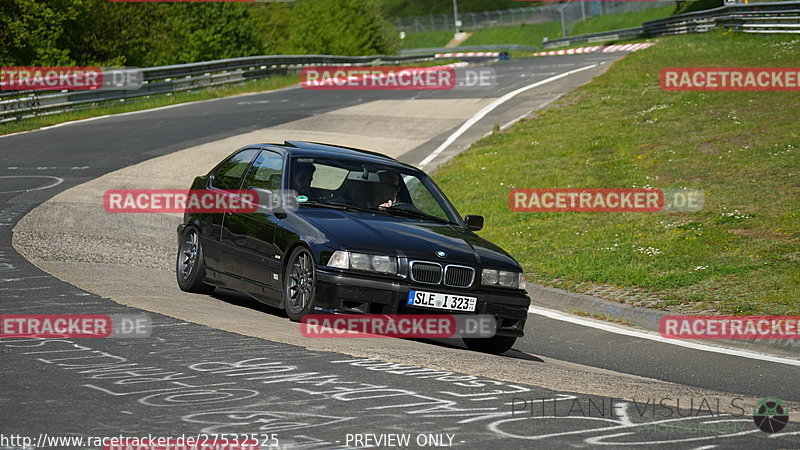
[542,27,644,49]
[542,1,800,49]
[0,53,436,124]
[401,44,538,55]
[642,1,800,36]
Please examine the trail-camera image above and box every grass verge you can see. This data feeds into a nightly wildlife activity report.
[401,30,458,49]
[403,6,674,50]
[463,22,563,47]
[568,309,636,327]
[434,30,800,315]
[570,6,673,36]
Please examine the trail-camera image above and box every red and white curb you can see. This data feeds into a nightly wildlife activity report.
[532,43,653,57]
[435,52,500,58]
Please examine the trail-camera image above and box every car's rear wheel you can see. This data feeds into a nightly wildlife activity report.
[283,247,316,321]
[463,335,516,354]
[176,227,215,294]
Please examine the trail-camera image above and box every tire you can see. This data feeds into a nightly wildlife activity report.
[283,247,316,322]
[176,227,215,294]
[463,335,517,354]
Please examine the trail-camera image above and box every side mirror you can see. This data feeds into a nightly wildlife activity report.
[248,187,288,215]
[464,215,484,231]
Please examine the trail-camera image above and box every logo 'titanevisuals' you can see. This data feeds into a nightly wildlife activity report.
[753,397,790,433]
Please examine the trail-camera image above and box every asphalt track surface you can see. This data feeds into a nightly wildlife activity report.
[1,55,799,449]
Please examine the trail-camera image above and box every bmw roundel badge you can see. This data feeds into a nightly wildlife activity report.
[436,251,447,258]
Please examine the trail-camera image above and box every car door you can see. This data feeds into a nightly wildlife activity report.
[220,149,285,297]
[205,148,259,274]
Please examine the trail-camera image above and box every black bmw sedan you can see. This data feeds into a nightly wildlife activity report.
[176,141,530,354]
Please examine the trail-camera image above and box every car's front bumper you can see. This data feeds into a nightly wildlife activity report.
[315,268,530,337]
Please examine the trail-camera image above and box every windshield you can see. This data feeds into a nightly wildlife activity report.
[288,157,462,225]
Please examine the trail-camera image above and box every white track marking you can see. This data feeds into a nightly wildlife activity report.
[418,64,597,168]
[6,166,88,170]
[528,305,800,367]
[615,402,633,426]
[0,276,49,283]
[0,175,63,194]
[0,103,189,139]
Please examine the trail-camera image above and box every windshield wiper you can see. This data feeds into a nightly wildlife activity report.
[373,206,452,224]
[303,201,452,224]
[301,201,371,212]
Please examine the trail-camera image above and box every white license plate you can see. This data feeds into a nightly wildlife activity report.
[407,290,477,312]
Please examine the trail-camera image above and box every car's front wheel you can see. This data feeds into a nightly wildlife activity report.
[176,227,215,294]
[283,247,316,321]
[463,335,517,354]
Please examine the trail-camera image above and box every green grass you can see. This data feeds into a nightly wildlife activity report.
[0,74,301,136]
[464,22,564,47]
[402,7,674,50]
[434,30,800,315]
[401,30,457,49]
[570,6,674,36]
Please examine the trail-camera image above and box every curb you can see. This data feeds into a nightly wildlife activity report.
[532,43,653,57]
[435,52,500,58]
[525,283,800,358]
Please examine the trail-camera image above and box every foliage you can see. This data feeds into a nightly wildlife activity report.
[287,0,398,55]
[378,0,540,18]
[674,0,725,15]
[1,0,399,67]
[0,0,77,66]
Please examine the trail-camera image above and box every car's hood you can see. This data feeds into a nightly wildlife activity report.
[298,208,521,271]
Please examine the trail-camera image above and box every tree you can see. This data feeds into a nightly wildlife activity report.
[0,0,77,66]
[154,4,265,65]
[247,3,293,55]
[61,1,165,67]
[287,0,398,56]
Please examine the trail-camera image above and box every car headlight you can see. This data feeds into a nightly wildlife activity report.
[481,269,521,289]
[371,255,396,273]
[350,253,370,271]
[481,269,498,285]
[327,251,397,274]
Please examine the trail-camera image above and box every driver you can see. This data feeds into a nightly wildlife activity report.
[370,170,400,209]
[291,162,315,198]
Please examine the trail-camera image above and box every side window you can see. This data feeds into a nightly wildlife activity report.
[242,150,283,190]
[211,149,259,190]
